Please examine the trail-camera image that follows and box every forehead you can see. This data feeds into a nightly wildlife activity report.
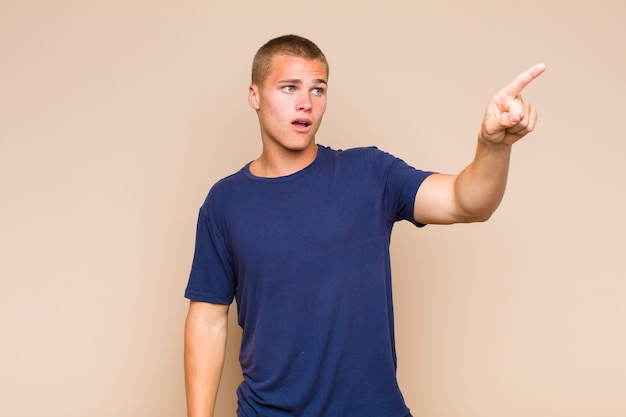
[265,55,328,83]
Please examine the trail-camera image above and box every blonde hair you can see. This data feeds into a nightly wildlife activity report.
[251,35,328,86]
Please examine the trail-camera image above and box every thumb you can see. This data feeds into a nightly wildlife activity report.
[486,112,518,135]
[507,112,521,125]
[482,111,518,142]
[504,96,524,126]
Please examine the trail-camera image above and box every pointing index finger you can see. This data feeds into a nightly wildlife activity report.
[501,63,546,99]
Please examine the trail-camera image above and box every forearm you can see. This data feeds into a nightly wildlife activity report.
[184,302,229,417]
[453,137,513,222]
[454,63,545,221]
[414,64,543,225]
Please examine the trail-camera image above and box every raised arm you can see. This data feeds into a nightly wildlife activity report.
[184,300,230,417]
[414,64,546,225]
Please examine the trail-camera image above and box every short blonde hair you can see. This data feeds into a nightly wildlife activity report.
[251,35,329,86]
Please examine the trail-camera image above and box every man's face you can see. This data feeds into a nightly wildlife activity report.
[249,55,328,154]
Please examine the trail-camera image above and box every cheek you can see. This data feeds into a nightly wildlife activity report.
[315,100,327,115]
[267,96,294,114]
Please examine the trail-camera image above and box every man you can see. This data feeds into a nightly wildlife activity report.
[184,34,545,417]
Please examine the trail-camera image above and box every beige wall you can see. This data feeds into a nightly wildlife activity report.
[1,1,625,416]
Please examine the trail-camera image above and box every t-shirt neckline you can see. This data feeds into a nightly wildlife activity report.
[242,145,325,183]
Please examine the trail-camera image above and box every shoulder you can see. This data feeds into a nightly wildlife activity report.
[319,145,394,171]
[211,168,246,191]
[321,144,383,158]
[200,167,248,211]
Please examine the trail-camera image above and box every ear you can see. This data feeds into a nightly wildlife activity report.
[248,84,260,110]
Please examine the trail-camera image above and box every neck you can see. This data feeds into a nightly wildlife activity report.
[250,143,318,178]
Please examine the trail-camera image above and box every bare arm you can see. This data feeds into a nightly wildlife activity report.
[184,300,230,417]
[414,63,546,225]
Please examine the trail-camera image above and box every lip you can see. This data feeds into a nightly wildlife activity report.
[291,118,312,133]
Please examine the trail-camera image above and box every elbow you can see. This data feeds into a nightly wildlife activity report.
[457,214,491,224]
[472,213,493,223]
[457,206,496,223]
[456,195,502,223]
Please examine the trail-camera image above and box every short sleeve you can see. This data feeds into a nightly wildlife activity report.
[184,204,236,304]
[374,148,434,227]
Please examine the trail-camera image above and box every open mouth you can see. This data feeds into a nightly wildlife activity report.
[292,119,311,128]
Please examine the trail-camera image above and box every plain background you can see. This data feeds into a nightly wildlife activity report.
[2,1,625,416]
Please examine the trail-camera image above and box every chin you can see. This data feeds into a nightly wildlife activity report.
[287,141,316,152]
[262,130,317,153]
[279,136,316,152]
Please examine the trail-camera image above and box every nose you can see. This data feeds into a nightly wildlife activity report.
[297,94,312,111]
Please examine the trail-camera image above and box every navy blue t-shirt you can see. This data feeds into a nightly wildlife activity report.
[185,145,433,417]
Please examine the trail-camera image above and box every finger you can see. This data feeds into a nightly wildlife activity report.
[490,100,528,133]
[483,111,517,136]
[499,96,526,128]
[499,63,546,102]
[508,107,537,135]
[507,95,526,123]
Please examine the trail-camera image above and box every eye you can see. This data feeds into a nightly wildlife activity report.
[282,86,295,93]
[312,88,324,96]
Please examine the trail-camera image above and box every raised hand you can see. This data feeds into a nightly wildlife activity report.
[480,63,546,146]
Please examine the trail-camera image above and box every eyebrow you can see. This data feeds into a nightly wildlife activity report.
[278,78,328,85]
